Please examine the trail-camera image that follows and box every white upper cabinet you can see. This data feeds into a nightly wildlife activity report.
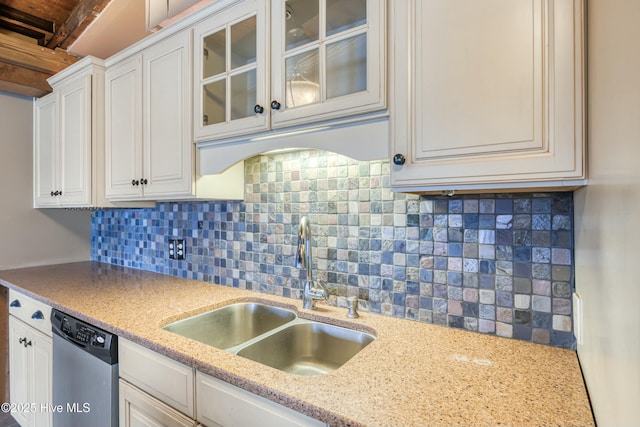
[390,0,585,193]
[107,31,192,200]
[58,74,93,205]
[34,93,58,207]
[193,0,386,143]
[105,55,144,200]
[270,0,385,128]
[143,30,194,198]
[193,0,269,141]
[33,58,99,208]
[34,75,91,207]
[105,28,244,201]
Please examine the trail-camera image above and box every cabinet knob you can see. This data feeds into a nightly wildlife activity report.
[132,179,139,186]
[254,104,264,114]
[270,100,281,110]
[393,154,406,166]
[141,178,148,185]
[50,191,55,197]
[9,299,21,308]
[31,310,45,320]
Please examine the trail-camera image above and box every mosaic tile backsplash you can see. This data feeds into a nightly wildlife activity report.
[91,150,575,349]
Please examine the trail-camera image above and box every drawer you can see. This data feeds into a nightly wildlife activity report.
[8,289,51,336]
[119,338,195,418]
[196,371,325,427]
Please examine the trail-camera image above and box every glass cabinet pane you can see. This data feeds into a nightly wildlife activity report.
[285,49,320,108]
[203,79,226,126]
[203,30,225,79]
[230,70,257,120]
[326,0,366,36]
[231,16,257,69]
[285,0,319,50]
[326,33,367,99]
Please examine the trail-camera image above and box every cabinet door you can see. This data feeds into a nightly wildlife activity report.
[105,55,144,199]
[193,0,269,142]
[143,30,194,198]
[58,74,92,206]
[270,0,386,128]
[9,317,52,427]
[119,338,195,418]
[196,372,325,427]
[33,93,58,207]
[9,317,30,426]
[391,0,585,191]
[30,329,52,427]
[120,380,197,427]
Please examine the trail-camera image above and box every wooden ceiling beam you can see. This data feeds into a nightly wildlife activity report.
[0,32,78,74]
[46,0,112,49]
[0,61,52,97]
[0,4,55,34]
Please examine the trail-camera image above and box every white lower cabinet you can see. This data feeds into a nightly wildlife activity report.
[119,338,326,427]
[196,371,325,427]
[120,379,198,427]
[8,290,52,427]
[119,338,195,418]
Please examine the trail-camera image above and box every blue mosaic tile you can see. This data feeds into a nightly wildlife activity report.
[495,199,513,214]
[90,150,575,349]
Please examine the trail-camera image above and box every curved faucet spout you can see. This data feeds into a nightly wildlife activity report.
[296,216,329,309]
[297,216,312,280]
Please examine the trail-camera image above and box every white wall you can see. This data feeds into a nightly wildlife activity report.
[0,91,91,270]
[574,1,640,425]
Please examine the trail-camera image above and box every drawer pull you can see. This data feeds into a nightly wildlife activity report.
[9,299,21,308]
[31,310,45,320]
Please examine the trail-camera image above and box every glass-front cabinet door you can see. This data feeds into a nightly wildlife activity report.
[193,0,268,141]
[270,0,386,128]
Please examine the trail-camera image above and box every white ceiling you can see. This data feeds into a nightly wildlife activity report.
[67,0,213,60]
[67,0,149,59]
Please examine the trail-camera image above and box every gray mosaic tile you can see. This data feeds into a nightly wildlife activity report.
[91,150,575,349]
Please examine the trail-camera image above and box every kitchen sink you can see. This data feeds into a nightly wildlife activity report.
[162,302,296,350]
[163,301,375,375]
[236,322,375,375]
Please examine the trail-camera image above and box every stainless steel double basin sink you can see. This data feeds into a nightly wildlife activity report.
[162,302,375,376]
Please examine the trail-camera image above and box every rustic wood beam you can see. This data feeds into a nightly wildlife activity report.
[0,17,48,45]
[46,0,112,49]
[0,61,52,97]
[0,32,78,75]
[0,4,54,34]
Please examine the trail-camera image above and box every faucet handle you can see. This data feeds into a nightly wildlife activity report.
[347,296,359,318]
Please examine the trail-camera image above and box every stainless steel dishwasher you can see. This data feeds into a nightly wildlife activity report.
[51,309,118,427]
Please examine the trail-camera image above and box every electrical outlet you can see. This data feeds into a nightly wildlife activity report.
[168,239,185,260]
[573,292,583,345]
[175,239,185,260]
[168,239,176,259]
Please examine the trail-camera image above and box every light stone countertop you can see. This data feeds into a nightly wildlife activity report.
[0,261,594,427]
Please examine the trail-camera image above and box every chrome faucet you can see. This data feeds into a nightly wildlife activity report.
[297,216,329,309]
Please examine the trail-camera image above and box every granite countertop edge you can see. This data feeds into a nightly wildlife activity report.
[0,261,595,427]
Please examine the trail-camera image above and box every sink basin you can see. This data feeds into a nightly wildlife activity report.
[163,302,296,350]
[236,322,375,375]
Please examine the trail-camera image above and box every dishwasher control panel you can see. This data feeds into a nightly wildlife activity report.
[51,309,117,364]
